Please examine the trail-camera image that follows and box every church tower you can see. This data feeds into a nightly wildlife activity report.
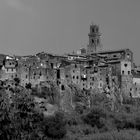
[87,24,102,54]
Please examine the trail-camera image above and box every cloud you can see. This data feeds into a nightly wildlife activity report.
[5,0,33,14]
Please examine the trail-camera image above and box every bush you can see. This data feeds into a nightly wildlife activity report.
[113,113,135,130]
[67,129,140,140]
[43,112,67,139]
[82,106,106,129]
[123,97,134,105]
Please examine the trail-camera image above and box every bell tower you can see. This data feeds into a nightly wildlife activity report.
[87,24,102,54]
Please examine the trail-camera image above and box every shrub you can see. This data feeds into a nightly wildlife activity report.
[43,112,67,139]
[82,105,106,129]
[123,97,134,105]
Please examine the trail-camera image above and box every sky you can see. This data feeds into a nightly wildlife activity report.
[0,0,140,64]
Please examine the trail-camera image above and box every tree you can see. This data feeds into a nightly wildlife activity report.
[0,89,11,140]
[0,87,44,139]
[14,78,20,86]
[25,83,32,89]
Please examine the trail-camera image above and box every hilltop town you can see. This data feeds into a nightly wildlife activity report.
[0,24,139,98]
[1,24,140,139]
[0,23,139,115]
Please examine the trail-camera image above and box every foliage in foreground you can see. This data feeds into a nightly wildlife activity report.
[66,93,140,140]
[1,84,140,140]
[0,87,67,140]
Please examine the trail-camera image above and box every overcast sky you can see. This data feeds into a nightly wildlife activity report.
[0,0,140,64]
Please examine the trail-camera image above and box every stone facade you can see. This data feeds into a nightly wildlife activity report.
[0,24,139,100]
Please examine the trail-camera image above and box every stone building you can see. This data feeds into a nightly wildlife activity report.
[85,24,134,97]
[17,55,55,87]
[131,69,140,98]
[0,24,137,100]
[0,57,18,81]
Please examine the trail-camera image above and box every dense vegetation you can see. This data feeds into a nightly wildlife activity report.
[0,86,66,140]
[66,94,140,140]
[1,82,140,140]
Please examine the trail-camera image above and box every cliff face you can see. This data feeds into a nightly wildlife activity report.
[59,83,90,113]
[33,80,90,113]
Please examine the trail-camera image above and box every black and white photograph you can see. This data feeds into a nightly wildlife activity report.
[0,0,140,139]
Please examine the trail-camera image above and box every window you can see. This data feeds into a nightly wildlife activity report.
[100,83,102,87]
[96,27,99,33]
[25,75,28,79]
[73,76,75,79]
[122,70,124,74]
[128,71,130,75]
[76,76,79,79]
[127,54,130,58]
[61,85,65,91]
[112,78,115,82]
[94,67,98,73]
[106,77,109,85]
[97,39,99,44]
[51,63,53,68]
[92,39,94,44]
[57,69,60,79]
[124,63,128,67]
